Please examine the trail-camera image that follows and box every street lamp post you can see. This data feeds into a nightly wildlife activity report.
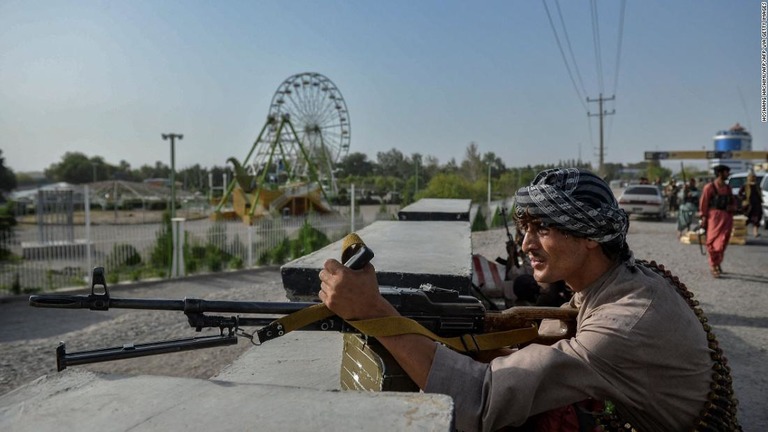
[162,133,183,220]
[487,163,494,218]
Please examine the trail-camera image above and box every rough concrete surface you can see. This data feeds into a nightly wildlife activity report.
[1,217,767,430]
[0,370,454,432]
[281,220,473,299]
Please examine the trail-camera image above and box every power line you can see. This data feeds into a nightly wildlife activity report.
[611,0,627,96]
[555,0,588,97]
[542,0,589,112]
[590,0,605,94]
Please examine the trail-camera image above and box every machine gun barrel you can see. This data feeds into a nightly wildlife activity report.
[29,294,316,315]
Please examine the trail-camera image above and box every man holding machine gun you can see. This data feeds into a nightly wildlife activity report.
[319,168,738,431]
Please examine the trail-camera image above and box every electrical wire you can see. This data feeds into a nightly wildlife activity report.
[555,0,588,98]
[542,0,589,112]
[611,0,627,97]
[590,0,605,94]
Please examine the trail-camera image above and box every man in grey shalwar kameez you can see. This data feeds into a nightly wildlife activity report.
[318,168,724,431]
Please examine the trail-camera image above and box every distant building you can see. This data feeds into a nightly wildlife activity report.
[143,178,172,188]
[710,123,752,172]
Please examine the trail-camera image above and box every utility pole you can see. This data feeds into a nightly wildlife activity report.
[587,94,615,177]
[162,133,183,220]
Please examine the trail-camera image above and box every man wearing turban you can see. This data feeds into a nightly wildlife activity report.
[319,168,732,431]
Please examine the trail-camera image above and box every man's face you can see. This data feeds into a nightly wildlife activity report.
[521,223,590,291]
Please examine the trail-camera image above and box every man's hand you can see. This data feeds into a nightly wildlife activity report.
[318,259,437,390]
[318,259,398,321]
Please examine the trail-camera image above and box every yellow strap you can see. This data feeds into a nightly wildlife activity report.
[267,304,538,352]
[347,316,539,352]
[273,303,335,333]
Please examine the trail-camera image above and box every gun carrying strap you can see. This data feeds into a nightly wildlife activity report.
[258,303,539,353]
[347,316,539,353]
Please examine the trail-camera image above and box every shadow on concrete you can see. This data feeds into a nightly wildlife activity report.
[719,272,768,284]
[707,312,768,329]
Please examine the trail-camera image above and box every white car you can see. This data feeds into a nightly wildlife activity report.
[618,185,666,220]
[727,171,765,196]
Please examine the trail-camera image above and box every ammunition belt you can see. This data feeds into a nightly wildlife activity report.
[596,260,742,432]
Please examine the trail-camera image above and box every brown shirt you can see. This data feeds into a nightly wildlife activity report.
[425,262,712,432]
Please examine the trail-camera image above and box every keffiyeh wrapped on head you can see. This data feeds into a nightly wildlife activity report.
[514,168,629,244]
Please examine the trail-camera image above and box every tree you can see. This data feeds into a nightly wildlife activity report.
[417,173,485,202]
[45,152,94,184]
[0,150,17,197]
[443,158,459,174]
[113,160,136,181]
[0,201,16,260]
[376,148,409,178]
[0,150,17,261]
[460,142,484,182]
[481,151,507,177]
[337,152,374,178]
[178,164,209,193]
[134,161,171,180]
[90,156,109,182]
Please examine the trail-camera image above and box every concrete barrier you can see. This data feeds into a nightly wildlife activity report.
[398,198,472,221]
[281,220,473,300]
[0,369,454,432]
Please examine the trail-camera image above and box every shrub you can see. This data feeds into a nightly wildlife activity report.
[259,237,290,265]
[107,244,142,268]
[490,207,506,228]
[472,206,488,232]
[290,220,330,259]
[149,211,172,270]
[229,256,244,269]
[107,271,119,285]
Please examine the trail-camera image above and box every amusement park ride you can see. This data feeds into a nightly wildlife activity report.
[212,72,351,224]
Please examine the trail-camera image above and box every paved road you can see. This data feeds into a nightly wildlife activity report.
[623,217,768,430]
[1,217,766,429]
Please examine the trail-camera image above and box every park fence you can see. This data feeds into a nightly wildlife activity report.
[0,211,365,295]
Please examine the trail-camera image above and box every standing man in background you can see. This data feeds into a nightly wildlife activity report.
[699,165,736,278]
[677,177,700,238]
[738,172,764,238]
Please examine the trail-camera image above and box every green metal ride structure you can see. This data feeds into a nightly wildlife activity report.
[213,72,351,224]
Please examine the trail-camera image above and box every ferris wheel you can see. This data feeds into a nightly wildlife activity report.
[253,72,350,195]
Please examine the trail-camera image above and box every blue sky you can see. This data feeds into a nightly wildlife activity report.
[0,0,761,174]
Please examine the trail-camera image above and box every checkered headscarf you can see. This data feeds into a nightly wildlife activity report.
[514,168,629,244]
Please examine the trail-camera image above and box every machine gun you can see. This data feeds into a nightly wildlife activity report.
[30,238,576,372]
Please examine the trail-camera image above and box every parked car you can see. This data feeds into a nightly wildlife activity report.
[618,185,666,220]
[727,171,765,196]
